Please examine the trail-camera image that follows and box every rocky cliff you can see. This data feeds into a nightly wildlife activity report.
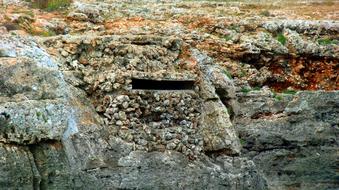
[0,0,338,190]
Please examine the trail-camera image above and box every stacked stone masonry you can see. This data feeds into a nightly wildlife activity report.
[42,35,240,158]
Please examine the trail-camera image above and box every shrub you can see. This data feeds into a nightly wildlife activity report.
[32,0,72,11]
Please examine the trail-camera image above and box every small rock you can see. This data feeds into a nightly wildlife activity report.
[61,50,69,57]
[122,102,129,109]
[116,120,123,126]
[166,142,177,150]
[67,12,88,22]
[118,111,127,121]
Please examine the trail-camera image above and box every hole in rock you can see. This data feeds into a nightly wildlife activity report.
[132,78,195,90]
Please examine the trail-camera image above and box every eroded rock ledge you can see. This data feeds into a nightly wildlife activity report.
[0,34,267,189]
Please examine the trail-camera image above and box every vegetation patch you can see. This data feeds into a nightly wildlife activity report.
[237,69,247,78]
[273,92,283,101]
[240,139,246,146]
[282,89,297,95]
[223,69,233,79]
[228,25,240,32]
[223,35,232,41]
[277,33,287,45]
[36,111,48,123]
[241,87,251,94]
[31,0,72,11]
[31,28,56,37]
[252,86,261,91]
[317,38,338,46]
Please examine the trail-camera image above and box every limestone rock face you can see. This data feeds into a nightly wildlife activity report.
[0,143,38,189]
[0,35,267,189]
[0,37,71,145]
[200,100,241,154]
[236,91,339,190]
[0,1,338,189]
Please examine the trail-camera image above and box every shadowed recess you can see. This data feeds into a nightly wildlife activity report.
[132,78,195,90]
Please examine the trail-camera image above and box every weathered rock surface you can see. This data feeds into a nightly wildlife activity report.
[0,34,266,189]
[0,0,338,189]
[235,91,339,190]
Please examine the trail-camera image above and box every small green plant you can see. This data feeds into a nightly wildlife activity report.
[238,69,247,78]
[275,95,283,101]
[36,111,48,123]
[241,87,251,94]
[317,38,338,46]
[252,86,261,91]
[39,29,56,37]
[228,25,240,32]
[240,139,246,146]
[282,89,297,95]
[27,27,56,37]
[277,33,287,45]
[223,35,232,41]
[36,111,42,117]
[273,92,283,101]
[223,69,233,79]
[260,10,270,17]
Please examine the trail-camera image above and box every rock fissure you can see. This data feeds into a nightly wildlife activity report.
[27,144,43,190]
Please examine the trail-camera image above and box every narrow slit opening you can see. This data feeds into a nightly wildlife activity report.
[132,78,195,90]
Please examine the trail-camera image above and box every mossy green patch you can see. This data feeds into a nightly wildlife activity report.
[36,111,48,123]
[223,35,232,41]
[273,92,283,101]
[241,87,251,94]
[252,86,261,91]
[277,33,287,45]
[240,139,246,146]
[317,38,338,46]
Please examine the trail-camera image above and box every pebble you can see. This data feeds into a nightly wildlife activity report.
[116,120,123,126]
[166,142,177,150]
[163,100,170,106]
[113,113,119,119]
[164,132,173,140]
[122,102,129,109]
[118,111,127,121]
[61,50,69,57]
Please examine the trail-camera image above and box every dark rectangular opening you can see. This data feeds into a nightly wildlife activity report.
[132,78,195,90]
